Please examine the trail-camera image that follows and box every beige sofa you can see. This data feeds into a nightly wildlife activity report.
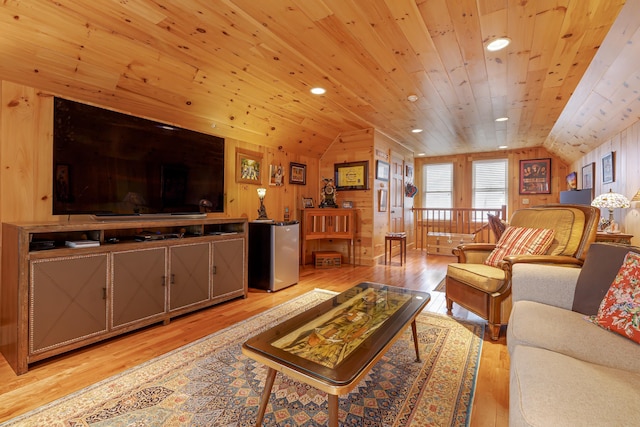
[507,242,640,426]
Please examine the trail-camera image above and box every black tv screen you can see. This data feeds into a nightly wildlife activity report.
[53,98,225,215]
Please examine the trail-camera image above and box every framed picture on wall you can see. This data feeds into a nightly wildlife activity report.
[335,161,369,191]
[376,160,390,181]
[378,189,388,212]
[582,162,595,191]
[602,152,615,183]
[236,148,262,185]
[566,171,577,190]
[519,158,551,194]
[289,162,306,185]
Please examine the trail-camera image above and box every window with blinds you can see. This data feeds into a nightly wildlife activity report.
[422,163,453,210]
[473,159,507,211]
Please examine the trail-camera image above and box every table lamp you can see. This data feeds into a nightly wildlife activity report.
[256,187,269,220]
[591,189,630,225]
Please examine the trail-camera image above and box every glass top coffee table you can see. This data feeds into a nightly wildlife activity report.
[242,282,431,427]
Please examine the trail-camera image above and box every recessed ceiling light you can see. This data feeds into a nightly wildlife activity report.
[417,153,426,157]
[210,123,216,129]
[407,94,419,102]
[495,117,509,122]
[499,145,508,149]
[310,87,326,95]
[487,37,511,52]
[412,128,423,133]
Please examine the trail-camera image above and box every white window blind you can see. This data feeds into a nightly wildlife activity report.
[422,163,453,209]
[473,159,507,210]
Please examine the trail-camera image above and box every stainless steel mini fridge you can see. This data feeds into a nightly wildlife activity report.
[248,220,299,291]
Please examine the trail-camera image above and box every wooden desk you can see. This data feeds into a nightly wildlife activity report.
[301,208,355,266]
[596,232,633,244]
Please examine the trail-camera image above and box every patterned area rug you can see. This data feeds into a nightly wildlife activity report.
[434,278,446,292]
[2,289,483,427]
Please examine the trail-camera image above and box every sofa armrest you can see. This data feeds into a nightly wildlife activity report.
[511,263,581,309]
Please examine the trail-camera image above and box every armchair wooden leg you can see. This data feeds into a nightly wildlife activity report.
[488,323,500,340]
[446,297,453,314]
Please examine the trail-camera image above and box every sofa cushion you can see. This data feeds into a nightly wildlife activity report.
[510,345,640,427]
[589,251,640,344]
[509,206,585,256]
[508,300,640,373]
[484,226,555,267]
[572,243,640,315]
[446,263,505,292]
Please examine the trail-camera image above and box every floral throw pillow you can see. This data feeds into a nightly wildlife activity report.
[589,251,640,344]
[484,226,555,267]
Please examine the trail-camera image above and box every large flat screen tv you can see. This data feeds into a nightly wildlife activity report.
[53,97,225,216]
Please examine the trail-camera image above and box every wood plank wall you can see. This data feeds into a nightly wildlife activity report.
[570,120,640,246]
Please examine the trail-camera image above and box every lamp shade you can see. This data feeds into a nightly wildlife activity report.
[591,189,630,210]
[632,189,640,202]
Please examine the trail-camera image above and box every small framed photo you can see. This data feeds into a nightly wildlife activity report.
[566,171,577,190]
[342,200,353,209]
[582,162,595,190]
[602,152,615,183]
[289,162,306,185]
[236,148,262,185]
[378,189,388,212]
[376,160,390,181]
[302,197,314,208]
[269,164,284,186]
[405,164,414,179]
[519,158,551,194]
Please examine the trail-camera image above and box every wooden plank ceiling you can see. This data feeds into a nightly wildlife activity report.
[0,0,637,162]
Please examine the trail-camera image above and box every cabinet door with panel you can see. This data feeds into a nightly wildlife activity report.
[30,254,108,355]
[169,242,211,311]
[212,239,245,297]
[112,248,167,329]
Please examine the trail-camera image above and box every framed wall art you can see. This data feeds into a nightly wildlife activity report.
[519,158,551,194]
[289,162,306,185]
[566,171,577,190]
[335,161,369,191]
[602,152,615,183]
[378,189,388,212]
[236,148,263,185]
[302,197,314,208]
[582,162,595,191]
[376,160,390,181]
[269,164,284,186]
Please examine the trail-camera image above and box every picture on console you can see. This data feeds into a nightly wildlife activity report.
[53,97,225,215]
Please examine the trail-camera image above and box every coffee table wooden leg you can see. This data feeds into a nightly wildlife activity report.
[255,367,277,426]
[411,320,421,362]
[328,393,339,427]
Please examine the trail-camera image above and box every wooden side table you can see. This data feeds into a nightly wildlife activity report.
[385,234,407,266]
[595,232,633,244]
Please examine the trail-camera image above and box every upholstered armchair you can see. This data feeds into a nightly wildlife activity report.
[445,204,600,340]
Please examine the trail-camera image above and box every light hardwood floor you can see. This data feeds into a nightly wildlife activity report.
[0,249,509,426]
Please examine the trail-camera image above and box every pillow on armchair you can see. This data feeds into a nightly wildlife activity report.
[484,226,555,267]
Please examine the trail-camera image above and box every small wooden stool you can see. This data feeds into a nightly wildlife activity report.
[385,234,407,266]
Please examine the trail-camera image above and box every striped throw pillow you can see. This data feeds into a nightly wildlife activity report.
[484,226,555,267]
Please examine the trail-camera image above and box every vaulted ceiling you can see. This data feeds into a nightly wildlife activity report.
[1,0,638,163]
